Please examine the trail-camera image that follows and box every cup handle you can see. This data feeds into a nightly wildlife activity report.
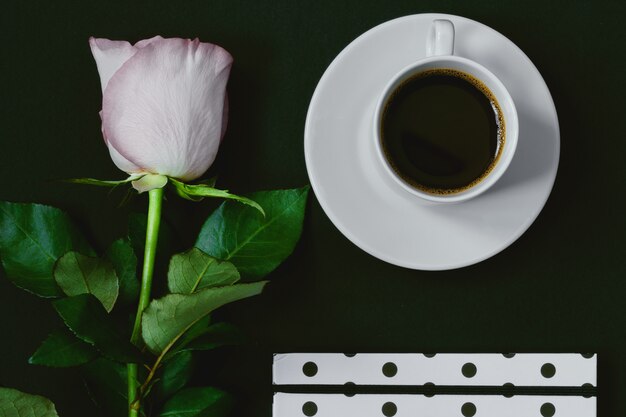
[426,19,455,56]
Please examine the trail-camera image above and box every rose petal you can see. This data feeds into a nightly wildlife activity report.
[221,94,229,140]
[89,36,164,93]
[98,110,142,173]
[91,36,167,175]
[102,38,233,181]
[133,36,164,49]
[89,38,136,93]
[107,142,144,174]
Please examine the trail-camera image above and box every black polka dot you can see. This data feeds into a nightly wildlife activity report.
[462,363,477,378]
[424,353,436,358]
[581,353,594,359]
[382,402,397,416]
[303,362,318,377]
[540,402,555,417]
[541,363,556,378]
[423,382,435,397]
[461,402,476,417]
[344,382,356,397]
[344,353,356,357]
[302,401,317,416]
[382,362,397,377]
[502,383,514,398]
[582,383,594,398]
[503,353,516,358]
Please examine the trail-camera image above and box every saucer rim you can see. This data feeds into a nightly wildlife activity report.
[304,13,560,271]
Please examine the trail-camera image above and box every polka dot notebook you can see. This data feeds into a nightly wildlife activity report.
[272,353,596,417]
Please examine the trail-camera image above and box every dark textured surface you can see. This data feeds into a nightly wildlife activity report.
[1,0,625,416]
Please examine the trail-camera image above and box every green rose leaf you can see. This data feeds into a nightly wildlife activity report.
[64,177,133,187]
[169,178,264,214]
[183,322,246,352]
[0,202,93,297]
[28,327,98,368]
[81,358,131,417]
[53,252,119,312]
[159,387,232,417]
[165,321,246,361]
[0,387,59,417]
[142,281,267,355]
[183,322,246,351]
[196,177,217,187]
[164,316,210,360]
[168,248,239,294]
[152,351,194,401]
[53,294,144,363]
[105,238,139,306]
[195,186,309,278]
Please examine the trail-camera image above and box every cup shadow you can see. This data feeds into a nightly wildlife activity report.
[451,21,560,197]
[488,102,559,195]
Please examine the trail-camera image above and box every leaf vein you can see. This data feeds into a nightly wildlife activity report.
[225,191,306,261]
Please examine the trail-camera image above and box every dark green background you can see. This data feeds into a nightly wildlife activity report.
[1,0,625,415]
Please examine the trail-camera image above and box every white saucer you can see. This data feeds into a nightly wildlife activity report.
[304,13,560,271]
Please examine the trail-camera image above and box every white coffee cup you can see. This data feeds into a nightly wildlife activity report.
[373,19,519,203]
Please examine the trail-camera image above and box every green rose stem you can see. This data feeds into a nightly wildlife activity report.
[128,187,164,417]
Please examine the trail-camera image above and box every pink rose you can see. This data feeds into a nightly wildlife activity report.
[90,36,232,183]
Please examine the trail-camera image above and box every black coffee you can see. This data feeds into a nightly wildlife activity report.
[380,68,505,194]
